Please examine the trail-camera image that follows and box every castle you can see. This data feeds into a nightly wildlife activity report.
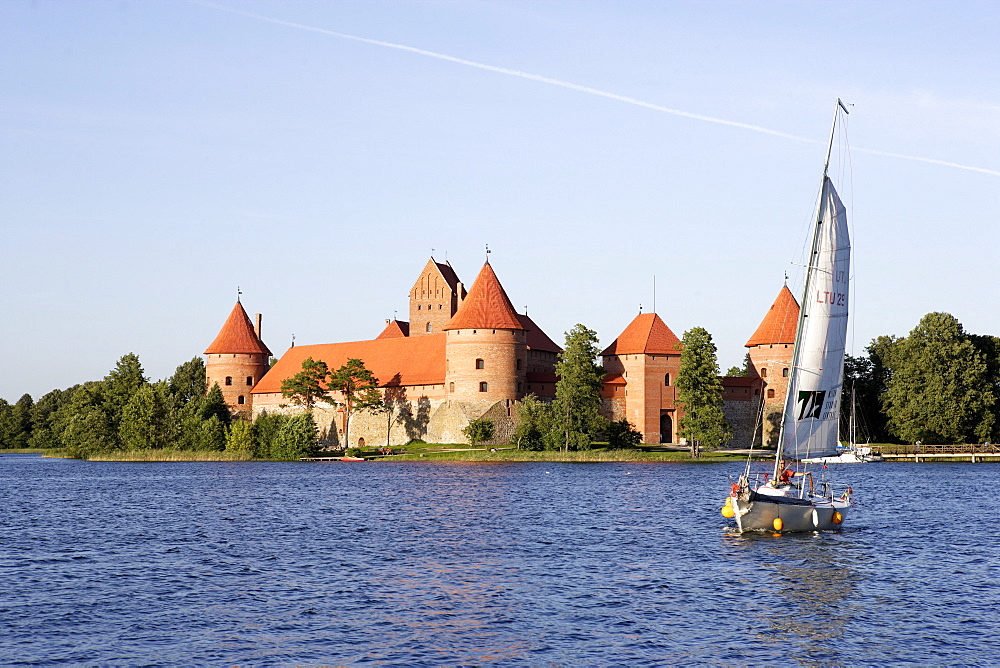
[204,257,799,447]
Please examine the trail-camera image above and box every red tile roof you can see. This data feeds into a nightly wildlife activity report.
[746,285,800,347]
[376,319,410,339]
[601,313,681,356]
[444,262,525,331]
[252,334,446,395]
[435,259,462,293]
[204,301,272,356]
[517,313,562,353]
[603,373,627,385]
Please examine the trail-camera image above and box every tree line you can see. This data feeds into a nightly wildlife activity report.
[0,354,319,460]
[847,312,999,445]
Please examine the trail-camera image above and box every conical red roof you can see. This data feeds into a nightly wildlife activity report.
[204,301,272,355]
[444,262,524,331]
[601,313,681,356]
[745,285,799,347]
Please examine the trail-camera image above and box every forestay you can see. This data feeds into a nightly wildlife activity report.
[780,178,851,460]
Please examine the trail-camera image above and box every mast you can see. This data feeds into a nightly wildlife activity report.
[773,100,848,478]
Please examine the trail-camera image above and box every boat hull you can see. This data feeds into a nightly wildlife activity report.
[730,495,850,532]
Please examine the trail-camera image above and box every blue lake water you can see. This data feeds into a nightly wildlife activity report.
[1,454,999,665]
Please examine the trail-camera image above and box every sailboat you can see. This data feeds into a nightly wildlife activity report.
[724,100,854,532]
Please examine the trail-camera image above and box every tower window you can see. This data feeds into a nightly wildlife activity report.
[516,359,522,370]
[246,376,253,386]
[664,373,671,386]
[417,305,421,310]
[237,396,245,405]
[475,358,485,369]
[449,382,455,393]
[426,322,432,333]
[225,377,233,386]
[517,382,523,393]
[479,382,488,392]
[782,368,789,377]
[767,389,775,399]
[761,368,768,378]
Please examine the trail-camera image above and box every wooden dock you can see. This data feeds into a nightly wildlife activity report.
[872,443,1000,462]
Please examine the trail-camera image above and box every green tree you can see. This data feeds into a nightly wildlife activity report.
[607,419,642,449]
[882,313,995,444]
[552,324,606,451]
[196,415,227,451]
[281,357,334,410]
[102,353,147,433]
[0,400,14,449]
[274,412,318,460]
[168,357,207,405]
[28,387,77,449]
[327,358,382,449]
[62,383,115,459]
[843,337,897,443]
[253,412,289,459]
[676,327,731,455]
[463,418,495,445]
[513,394,553,450]
[200,383,232,427]
[0,394,34,449]
[119,383,176,450]
[226,419,255,453]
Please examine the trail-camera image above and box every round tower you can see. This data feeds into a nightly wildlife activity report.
[745,284,800,446]
[443,262,527,402]
[204,300,272,412]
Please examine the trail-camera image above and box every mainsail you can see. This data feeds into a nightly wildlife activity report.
[779,177,851,460]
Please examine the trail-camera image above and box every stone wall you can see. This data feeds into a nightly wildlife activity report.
[723,397,762,448]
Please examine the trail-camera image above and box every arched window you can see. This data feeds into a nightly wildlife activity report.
[358,437,365,447]
[761,368,768,378]
[479,382,488,392]
[664,373,671,386]
[475,358,485,369]
[225,377,233,386]
[426,322,432,333]
[782,368,789,377]
[767,389,775,399]
[237,395,245,405]
[246,376,253,386]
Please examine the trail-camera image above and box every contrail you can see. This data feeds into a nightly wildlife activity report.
[194,1,1000,178]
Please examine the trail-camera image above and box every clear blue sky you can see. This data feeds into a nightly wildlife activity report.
[2,0,998,402]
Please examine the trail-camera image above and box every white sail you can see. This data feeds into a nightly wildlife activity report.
[780,178,850,460]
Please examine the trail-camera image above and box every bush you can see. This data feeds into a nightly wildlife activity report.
[607,419,643,449]
[463,419,495,445]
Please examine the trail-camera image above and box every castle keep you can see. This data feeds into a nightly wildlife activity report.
[204,257,798,447]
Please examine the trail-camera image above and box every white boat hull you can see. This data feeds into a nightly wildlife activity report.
[729,493,850,532]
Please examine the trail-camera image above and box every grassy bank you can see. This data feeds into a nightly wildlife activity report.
[379,443,767,463]
[85,449,254,462]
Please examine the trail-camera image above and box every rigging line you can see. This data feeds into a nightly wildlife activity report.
[192,1,1000,178]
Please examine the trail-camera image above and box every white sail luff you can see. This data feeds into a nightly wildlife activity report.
[780,178,850,460]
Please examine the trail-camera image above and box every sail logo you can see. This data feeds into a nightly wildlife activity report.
[796,390,827,420]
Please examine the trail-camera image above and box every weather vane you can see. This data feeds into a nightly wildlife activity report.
[237,285,242,302]
[486,243,491,261]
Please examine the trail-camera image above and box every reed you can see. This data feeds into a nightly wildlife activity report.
[86,449,254,462]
